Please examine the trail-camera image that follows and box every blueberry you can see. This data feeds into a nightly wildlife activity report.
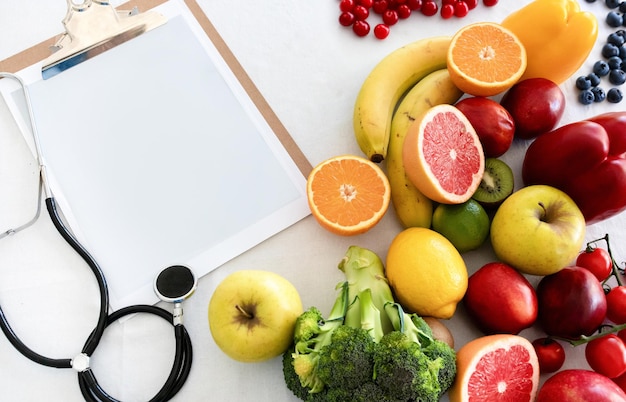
[609,32,626,46]
[579,89,595,104]
[617,29,626,37]
[620,45,626,59]
[607,87,624,102]
[587,73,602,87]
[621,1,626,11]
[592,86,607,102]
[609,55,624,69]
[594,60,611,76]
[609,69,626,84]
[576,76,593,90]
[603,43,621,58]
[607,11,624,27]
[607,0,621,7]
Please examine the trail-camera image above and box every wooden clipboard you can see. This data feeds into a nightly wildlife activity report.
[0,0,312,178]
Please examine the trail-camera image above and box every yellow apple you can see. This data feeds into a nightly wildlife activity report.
[490,185,585,276]
[208,270,303,363]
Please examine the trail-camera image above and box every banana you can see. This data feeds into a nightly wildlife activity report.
[387,68,463,228]
[353,36,452,163]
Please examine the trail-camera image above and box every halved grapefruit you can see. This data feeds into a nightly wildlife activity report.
[449,334,540,402]
[402,104,484,204]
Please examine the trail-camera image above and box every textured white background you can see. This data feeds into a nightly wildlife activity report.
[0,0,625,401]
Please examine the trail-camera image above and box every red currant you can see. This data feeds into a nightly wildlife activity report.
[406,0,422,10]
[358,0,374,8]
[397,4,412,18]
[483,0,498,6]
[372,0,388,13]
[352,20,371,36]
[454,1,469,17]
[339,0,356,13]
[464,0,478,9]
[382,9,400,25]
[353,4,370,19]
[374,23,391,39]
[440,3,454,18]
[421,0,438,16]
[339,11,356,26]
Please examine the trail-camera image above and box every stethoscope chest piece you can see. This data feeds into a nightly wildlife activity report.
[154,265,197,304]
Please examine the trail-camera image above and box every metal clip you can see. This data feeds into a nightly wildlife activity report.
[41,0,166,79]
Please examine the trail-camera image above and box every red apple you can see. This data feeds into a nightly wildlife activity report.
[500,78,565,140]
[455,96,515,157]
[463,262,538,335]
[537,266,607,339]
[537,370,626,401]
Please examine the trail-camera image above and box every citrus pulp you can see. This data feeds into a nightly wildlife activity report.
[449,334,540,402]
[403,104,484,204]
[306,154,390,236]
[447,22,527,97]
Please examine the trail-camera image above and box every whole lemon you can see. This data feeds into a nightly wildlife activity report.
[432,199,490,253]
[386,227,468,319]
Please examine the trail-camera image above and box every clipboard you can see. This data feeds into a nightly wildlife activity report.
[0,0,312,309]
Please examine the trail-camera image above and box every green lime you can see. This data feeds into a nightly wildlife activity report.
[432,199,490,253]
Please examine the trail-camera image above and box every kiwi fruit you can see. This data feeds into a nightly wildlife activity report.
[472,158,514,209]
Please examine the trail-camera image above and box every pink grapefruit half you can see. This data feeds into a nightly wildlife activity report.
[449,334,540,402]
[402,104,484,204]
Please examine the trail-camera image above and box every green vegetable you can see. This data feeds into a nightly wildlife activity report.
[282,246,457,401]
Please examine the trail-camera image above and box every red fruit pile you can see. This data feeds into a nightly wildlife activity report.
[338,0,499,39]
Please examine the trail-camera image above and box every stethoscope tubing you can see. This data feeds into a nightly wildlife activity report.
[0,72,194,402]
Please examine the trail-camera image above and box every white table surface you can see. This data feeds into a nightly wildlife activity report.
[0,1,625,401]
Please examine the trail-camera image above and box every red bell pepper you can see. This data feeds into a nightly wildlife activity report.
[522,112,626,225]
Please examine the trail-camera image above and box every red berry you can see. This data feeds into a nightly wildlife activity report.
[406,0,422,10]
[358,0,374,8]
[454,1,469,16]
[372,0,388,13]
[339,11,356,26]
[483,0,498,6]
[352,20,370,36]
[440,3,454,18]
[421,0,438,15]
[353,5,370,19]
[374,23,391,39]
[397,4,411,18]
[382,9,400,25]
[340,0,356,12]
[464,0,478,9]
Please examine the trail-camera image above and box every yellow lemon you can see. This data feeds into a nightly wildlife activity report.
[386,227,468,319]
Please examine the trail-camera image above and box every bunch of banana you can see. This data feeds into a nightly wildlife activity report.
[353,36,464,228]
[387,69,463,228]
[353,36,453,163]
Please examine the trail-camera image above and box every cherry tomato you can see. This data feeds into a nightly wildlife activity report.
[607,286,626,324]
[585,334,626,378]
[576,247,612,282]
[532,337,566,373]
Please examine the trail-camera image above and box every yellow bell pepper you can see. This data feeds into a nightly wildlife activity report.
[501,0,598,85]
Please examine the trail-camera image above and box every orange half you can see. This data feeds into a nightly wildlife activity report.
[447,22,527,97]
[306,155,390,236]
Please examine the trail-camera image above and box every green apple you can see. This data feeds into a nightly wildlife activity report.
[208,270,303,362]
[490,184,585,276]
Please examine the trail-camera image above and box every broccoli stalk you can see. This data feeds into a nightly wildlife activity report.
[283,245,457,402]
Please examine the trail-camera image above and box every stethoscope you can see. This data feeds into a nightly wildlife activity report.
[0,72,196,402]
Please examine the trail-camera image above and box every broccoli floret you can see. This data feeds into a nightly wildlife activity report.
[373,331,440,402]
[422,338,457,395]
[282,348,311,401]
[283,246,457,401]
[317,325,376,390]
